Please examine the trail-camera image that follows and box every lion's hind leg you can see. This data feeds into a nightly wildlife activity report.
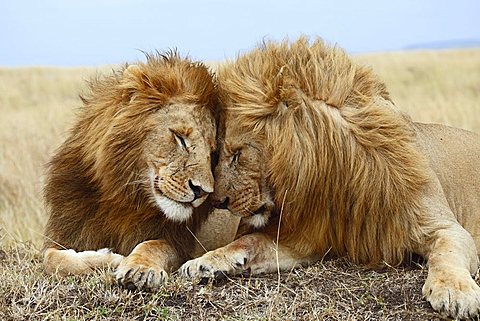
[43,247,124,276]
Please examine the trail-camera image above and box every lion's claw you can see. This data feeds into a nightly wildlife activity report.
[213,270,228,280]
[179,251,247,280]
[179,257,217,279]
[115,263,168,291]
[124,281,137,291]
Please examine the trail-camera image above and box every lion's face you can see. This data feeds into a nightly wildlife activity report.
[143,103,216,222]
[91,57,218,224]
[212,121,274,228]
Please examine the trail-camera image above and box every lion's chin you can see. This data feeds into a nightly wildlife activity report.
[154,194,193,222]
[191,194,208,208]
[240,202,274,229]
[243,212,269,229]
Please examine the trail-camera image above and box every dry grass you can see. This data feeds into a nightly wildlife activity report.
[1,243,456,321]
[1,49,479,320]
[355,49,480,132]
[0,67,96,244]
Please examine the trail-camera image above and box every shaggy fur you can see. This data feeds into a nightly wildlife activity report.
[180,38,480,319]
[43,52,219,287]
[217,38,429,265]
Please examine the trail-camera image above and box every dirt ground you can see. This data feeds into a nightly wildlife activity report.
[1,243,469,321]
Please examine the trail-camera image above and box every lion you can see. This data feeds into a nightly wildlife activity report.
[179,38,480,319]
[43,51,231,290]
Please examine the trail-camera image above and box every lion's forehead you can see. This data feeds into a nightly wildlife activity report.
[164,104,216,141]
[223,125,261,151]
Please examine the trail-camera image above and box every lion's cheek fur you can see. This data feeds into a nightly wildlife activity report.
[154,194,193,222]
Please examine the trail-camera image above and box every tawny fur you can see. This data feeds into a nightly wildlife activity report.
[217,38,430,265]
[43,52,217,268]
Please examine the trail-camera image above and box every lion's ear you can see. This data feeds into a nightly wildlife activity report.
[121,64,149,103]
[123,64,142,78]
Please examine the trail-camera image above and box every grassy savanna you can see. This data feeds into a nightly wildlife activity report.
[1,49,479,320]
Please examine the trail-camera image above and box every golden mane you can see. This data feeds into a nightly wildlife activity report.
[75,52,216,206]
[217,37,430,265]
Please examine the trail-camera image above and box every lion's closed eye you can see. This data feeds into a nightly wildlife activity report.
[169,128,192,150]
[231,150,241,164]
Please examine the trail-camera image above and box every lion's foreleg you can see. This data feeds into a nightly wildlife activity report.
[179,233,312,279]
[43,247,124,276]
[420,222,480,319]
[115,239,181,290]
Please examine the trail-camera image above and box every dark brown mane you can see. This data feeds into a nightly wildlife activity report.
[43,52,216,260]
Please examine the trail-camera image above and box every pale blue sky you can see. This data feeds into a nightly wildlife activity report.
[1,0,479,66]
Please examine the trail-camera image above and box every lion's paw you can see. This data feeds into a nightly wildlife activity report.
[423,272,480,319]
[115,260,168,291]
[95,248,124,268]
[179,251,247,279]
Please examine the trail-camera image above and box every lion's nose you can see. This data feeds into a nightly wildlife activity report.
[188,180,209,200]
[212,197,229,210]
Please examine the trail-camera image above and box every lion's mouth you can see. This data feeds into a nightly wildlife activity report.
[191,194,208,208]
[151,178,195,222]
[252,204,267,216]
[154,186,194,207]
[153,176,206,207]
[242,204,270,219]
[154,186,206,209]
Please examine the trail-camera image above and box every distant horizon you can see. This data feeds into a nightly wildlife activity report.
[2,0,479,67]
[1,44,479,69]
[403,38,480,50]
[1,41,479,69]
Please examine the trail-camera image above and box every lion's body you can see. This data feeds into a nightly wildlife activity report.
[43,53,226,288]
[181,38,480,318]
[415,122,480,249]
[44,161,209,258]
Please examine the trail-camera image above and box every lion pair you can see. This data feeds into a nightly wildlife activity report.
[43,38,480,319]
